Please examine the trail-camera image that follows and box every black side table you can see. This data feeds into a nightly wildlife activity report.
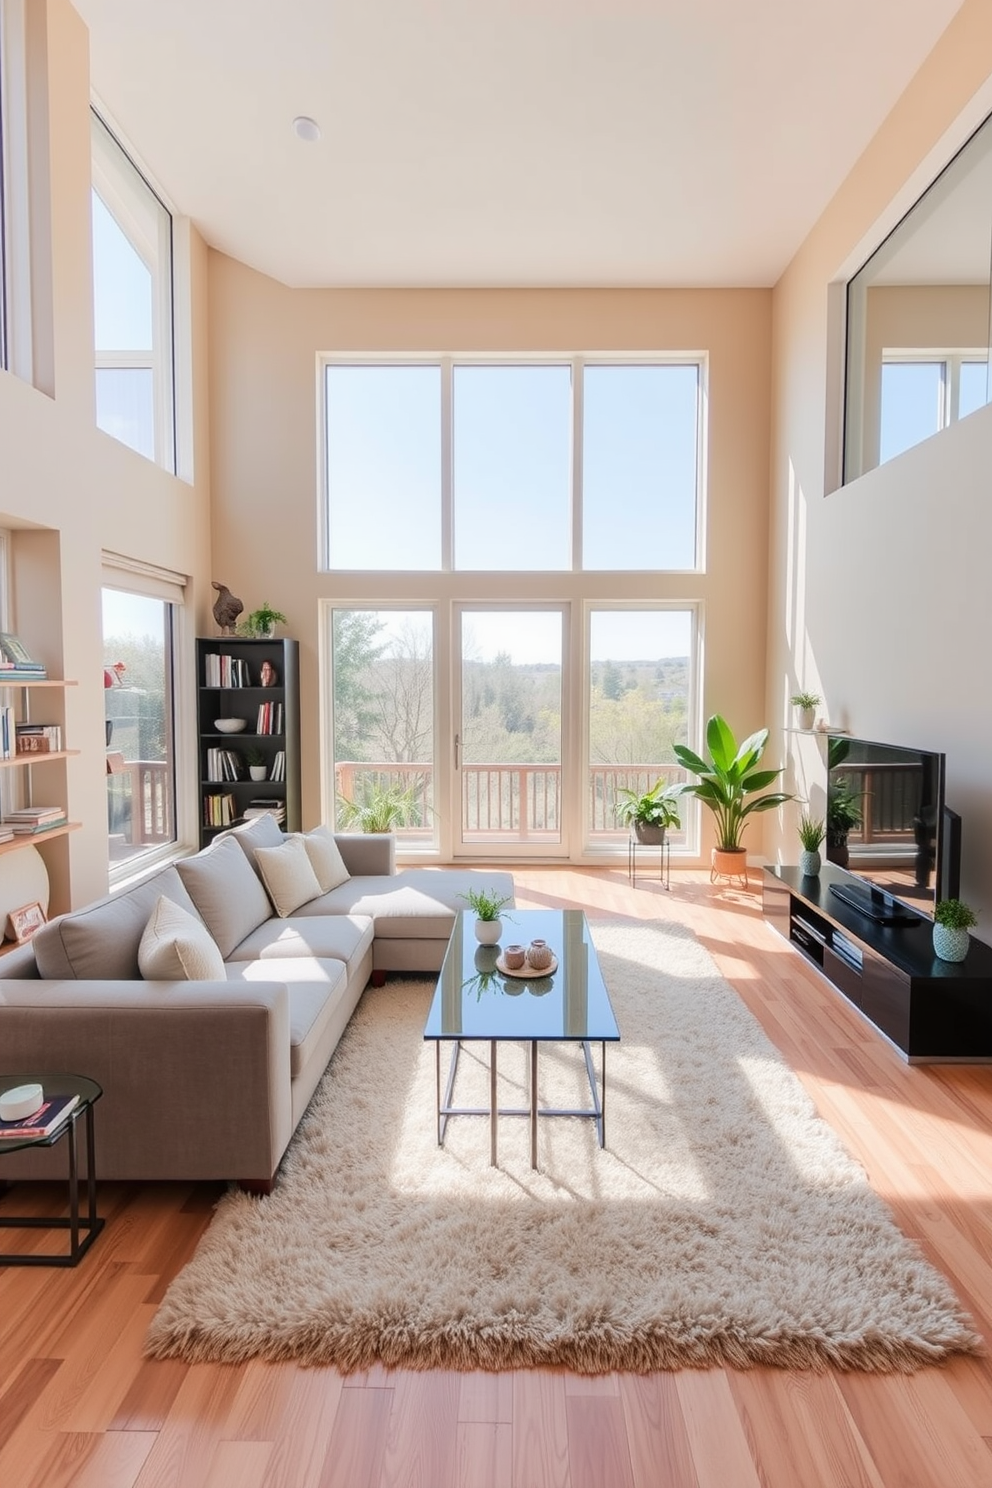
[628,831,671,890]
[0,1073,104,1266]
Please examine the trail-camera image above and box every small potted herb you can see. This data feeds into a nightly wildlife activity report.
[458,887,514,944]
[615,779,682,845]
[239,603,288,639]
[790,691,821,731]
[244,745,268,782]
[797,812,825,877]
[932,899,977,963]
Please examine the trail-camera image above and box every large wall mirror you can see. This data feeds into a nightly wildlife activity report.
[844,112,992,482]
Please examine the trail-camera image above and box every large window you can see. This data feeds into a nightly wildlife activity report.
[103,585,178,872]
[879,353,989,463]
[91,111,175,468]
[323,358,703,572]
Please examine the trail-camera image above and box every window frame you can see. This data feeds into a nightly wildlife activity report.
[319,353,708,575]
[91,107,177,472]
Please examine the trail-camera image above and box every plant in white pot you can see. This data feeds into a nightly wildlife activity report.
[615,779,682,845]
[458,887,514,945]
[932,898,977,963]
[244,745,268,782]
[797,812,825,876]
[790,690,821,731]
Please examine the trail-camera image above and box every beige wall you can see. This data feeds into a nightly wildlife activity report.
[768,0,992,918]
[206,263,772,859]
[0,0,212,908]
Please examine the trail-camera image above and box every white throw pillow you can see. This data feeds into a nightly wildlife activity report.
[254,836,324,918]
[301,826,351,893]
[138,895,226,981]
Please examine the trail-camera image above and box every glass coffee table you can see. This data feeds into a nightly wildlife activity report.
[424,910,620,1169]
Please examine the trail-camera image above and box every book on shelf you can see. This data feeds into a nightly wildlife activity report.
[0,1093,79,1140]
[205,746,245,783]
[203,653,252,689]
[7,818,67,835]
[4,805,65,819]
[0,633,46,672]
[270,750,286,781]
[203,792,238,828]
[15,723,61,754]
[255,701,283,735]
[245,799,285,823]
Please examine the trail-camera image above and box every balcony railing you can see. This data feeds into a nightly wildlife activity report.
[335,761,688,841]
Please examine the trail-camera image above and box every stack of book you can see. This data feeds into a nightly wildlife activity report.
[203,653,251,688]
[0,633,47,681]
[244,799,286,824]
[3,805,67,835]
[203,792,238,828]
[14,723,62,756]
[256,701,283,735]
[0,1093,79,1140]
[205,746,245,782]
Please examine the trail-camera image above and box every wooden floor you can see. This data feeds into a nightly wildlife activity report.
[3,865,992,1487]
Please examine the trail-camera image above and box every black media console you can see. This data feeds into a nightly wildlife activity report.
[763,863,992,1061]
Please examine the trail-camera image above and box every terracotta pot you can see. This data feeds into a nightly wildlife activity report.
[710,846,749,888]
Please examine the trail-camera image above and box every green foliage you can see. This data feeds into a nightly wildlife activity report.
[826,778,862,842]
[934,898,977,930]
[238,603,288,637]
[673,714,792,851]
[337,779,419,833]
[458,887,514,921]
[790,691,820,710]
[797,812,825,851]
[615,779,682,831]
[244,745,266,768]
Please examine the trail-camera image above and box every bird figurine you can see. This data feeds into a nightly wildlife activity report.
[211,582,244,635]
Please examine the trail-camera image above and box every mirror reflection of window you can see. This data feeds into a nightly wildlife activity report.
[844,112,992,481]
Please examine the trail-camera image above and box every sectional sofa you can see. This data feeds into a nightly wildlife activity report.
[0,816,514,1188]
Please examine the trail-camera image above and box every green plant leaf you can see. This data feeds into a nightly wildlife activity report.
[705,715,738,774]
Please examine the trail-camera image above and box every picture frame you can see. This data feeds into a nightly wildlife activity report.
[8,900,47,945]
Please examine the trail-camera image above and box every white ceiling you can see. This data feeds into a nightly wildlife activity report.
[73,0,968,290]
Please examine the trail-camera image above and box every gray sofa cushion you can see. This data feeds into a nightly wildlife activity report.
[177,834,274,958]
[226,813,287,878]
[226,914,374,982]
[292,869,516,940]
[32,866,204,980]
[224,956,348,1076]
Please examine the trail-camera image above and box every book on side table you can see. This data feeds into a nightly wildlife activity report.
[0,1093,79,1140]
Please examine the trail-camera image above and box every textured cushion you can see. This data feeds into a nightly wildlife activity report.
[32,866,205,980]
[254,837,323,918]
[226,812,286,878]
[138,896,226,981]
[176,834,274,958]
[301,827,350,893]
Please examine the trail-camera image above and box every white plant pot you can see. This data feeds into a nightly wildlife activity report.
[933,923,970,963]
[799,849,821,877]
[475,918,502,945]
[797,706,816,731]
[249,765,268,781]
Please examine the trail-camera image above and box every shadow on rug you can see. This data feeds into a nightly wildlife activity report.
[145,920,980,1372]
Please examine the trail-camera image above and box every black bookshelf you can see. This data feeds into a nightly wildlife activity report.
[195,637,300,848]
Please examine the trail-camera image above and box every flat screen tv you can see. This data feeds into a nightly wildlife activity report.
[826,734,959,925]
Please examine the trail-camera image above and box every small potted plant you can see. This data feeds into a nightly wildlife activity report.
[239,603,288,639]
[791,691,821,731]
[337,780,419,833]
[826,779,862,868]
[615,778,682,845]
[797,812,825,876]
[932,899,977,963]
[244,745,268,782]
[458,886,514,944]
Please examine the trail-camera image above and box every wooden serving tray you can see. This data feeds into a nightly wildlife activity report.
[496,953,558,978]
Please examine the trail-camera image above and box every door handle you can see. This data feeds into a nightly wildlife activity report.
[454,733,461,769]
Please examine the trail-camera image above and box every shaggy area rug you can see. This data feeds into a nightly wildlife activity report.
[145,920,979,1373]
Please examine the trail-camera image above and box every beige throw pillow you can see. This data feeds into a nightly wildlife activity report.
[254,836,323,918]
[138,895,226,981]
[301,826,351,893]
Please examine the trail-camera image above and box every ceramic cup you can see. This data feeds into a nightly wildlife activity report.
[502,944,526,970]
[526,938,553,971]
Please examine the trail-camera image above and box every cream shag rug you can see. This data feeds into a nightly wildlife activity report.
[145,921,979,1373]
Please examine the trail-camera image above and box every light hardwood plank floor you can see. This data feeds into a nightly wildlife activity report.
[2,865,991,1488]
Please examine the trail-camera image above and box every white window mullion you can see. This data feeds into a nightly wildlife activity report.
[441,357,453,573]
[571,358,583,572]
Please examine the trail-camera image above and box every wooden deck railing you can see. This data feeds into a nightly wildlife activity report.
[335,761,688,839]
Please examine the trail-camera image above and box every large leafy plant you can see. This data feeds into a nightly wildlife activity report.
[673,715,792,851]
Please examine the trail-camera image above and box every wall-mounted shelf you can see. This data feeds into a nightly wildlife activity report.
[0,822,81,857]
[0,750,80,768]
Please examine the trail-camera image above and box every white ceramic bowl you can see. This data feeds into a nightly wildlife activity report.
[214,718,247,733]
